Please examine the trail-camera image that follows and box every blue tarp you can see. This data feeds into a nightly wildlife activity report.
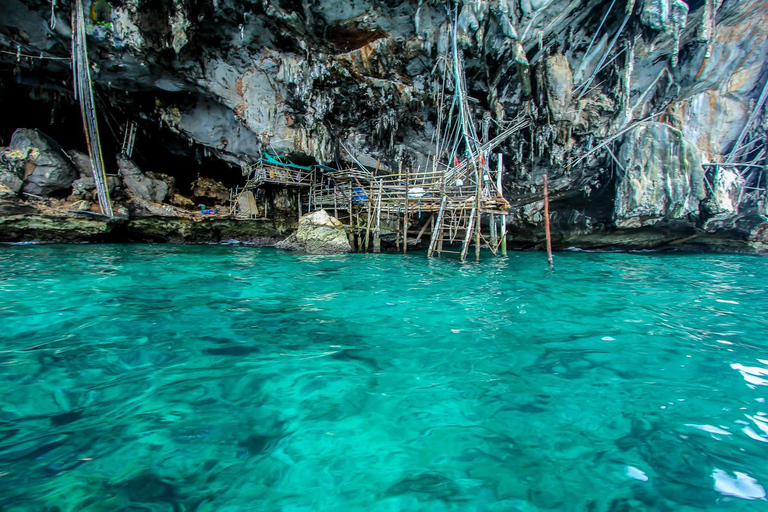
[352,188,367,202]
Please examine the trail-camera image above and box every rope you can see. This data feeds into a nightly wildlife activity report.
[72,0,113,217]
[0,48,70,61]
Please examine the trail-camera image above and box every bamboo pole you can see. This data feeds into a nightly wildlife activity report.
[498,154,507,256]
[364,182,373,252]
[543,174,554,269]
[404,164,409,255]
[415,213,435,243]
[349,181,354,227]
[474,163,482,261]
[374,180,382,253]
[460,207,476,262]
[427,196,447,257]
[489,214,497,248]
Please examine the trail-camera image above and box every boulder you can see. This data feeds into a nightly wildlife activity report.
[0,166,23,194]
[70,176,95,201]
[9,129,77,197]
[276,209,352,254]
[0,147,27,194]
[191,176,229,204]
[67,150,122,200]
[614,122,706,228]
[66,149,93,178]
[118,154,169,203]
[170,193,195,209]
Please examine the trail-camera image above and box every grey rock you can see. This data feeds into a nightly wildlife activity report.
[70,176,95,201]
[118,155,169,203]
[276,210,351,254]
[614,122,705,228]
[0,171,23,194]
[66,150,93,178]
[10,129,77,197]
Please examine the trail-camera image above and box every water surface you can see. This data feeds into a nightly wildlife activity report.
[1,245,768,511]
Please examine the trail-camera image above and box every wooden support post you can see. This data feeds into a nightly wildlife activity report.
[334,184,338,219]
[427,196,447,257]
[349,182,354,227]
[474,163,482,262]
[460,206,476,262]
[415,213,434,243]
[297,190,302,219]
[489,214,497,248]
[364,181,373,253]
[374,180,382,253]
[543,173,554,269]
[403,164,409,255]
[501,215,507,256]
[498,154,507,256]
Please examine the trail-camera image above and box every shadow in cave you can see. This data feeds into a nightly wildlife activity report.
[0,75,246,194]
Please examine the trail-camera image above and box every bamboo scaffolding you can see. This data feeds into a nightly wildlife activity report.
[237,7,524,262]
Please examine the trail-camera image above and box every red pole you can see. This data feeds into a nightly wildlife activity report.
[543,174,554,269]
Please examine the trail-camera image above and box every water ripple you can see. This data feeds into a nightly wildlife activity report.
[0,245,767,510]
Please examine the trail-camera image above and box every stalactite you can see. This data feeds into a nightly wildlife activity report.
[621,39,634,127]
[49,0,56,30]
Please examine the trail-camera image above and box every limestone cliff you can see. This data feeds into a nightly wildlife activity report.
[0,0,766,251]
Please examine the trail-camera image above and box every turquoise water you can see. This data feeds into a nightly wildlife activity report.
[1,245,768,511]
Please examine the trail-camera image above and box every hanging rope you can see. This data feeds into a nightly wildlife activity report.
[71,0,113,217]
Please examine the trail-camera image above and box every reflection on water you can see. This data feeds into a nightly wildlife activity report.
[1,245,767,510]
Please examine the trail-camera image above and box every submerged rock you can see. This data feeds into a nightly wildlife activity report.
[9,129,77,197]
[276,209,351,255]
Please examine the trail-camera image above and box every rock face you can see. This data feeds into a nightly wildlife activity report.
[118,155,170,203]
[276,210,351,254]
[9,129,76,197]
[615,123,705,228]
[0,0,767,250]
[544,54,574,123]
